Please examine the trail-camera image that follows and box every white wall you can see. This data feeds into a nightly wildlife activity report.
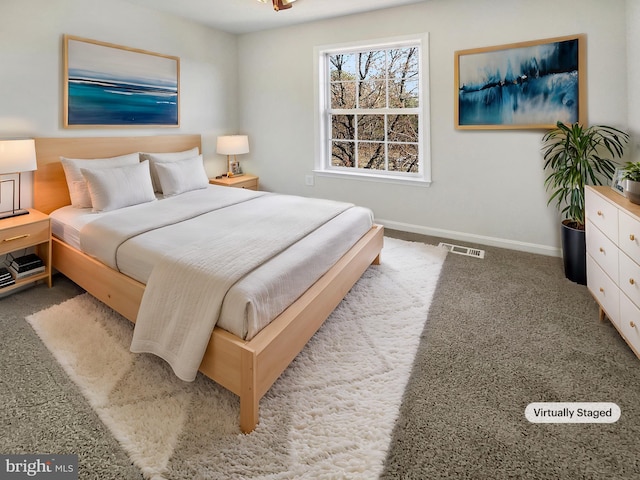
[0,0,632,256]
[238,0,629,255]
[0,0,238,211]
[628,0,640,162]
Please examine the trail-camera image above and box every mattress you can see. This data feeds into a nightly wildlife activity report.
[50,186,374,340]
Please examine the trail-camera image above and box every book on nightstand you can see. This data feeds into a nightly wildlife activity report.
[0,267,16,288]
[8,264,45,279]
[9,253,44,272]
[6,253,45,279]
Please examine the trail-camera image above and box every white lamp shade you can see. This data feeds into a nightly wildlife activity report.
[216,135,249,155]
[0,139,37,174]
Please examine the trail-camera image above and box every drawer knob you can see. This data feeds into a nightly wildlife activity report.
[631,321,636,329]
[599,287,605,293]
[631,234,636,241]
[599,247,605,253]
[2,233,30,242]
[631,278,636,286]
[597,210,603,216]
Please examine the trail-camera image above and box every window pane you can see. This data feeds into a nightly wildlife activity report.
[331,82,356,109]
[389,48,419,81]
[332,141,355,167]
[358,142,385,170]
[330,54,357,81]
[389,79,419,108]
[331,114,355,140]
[387,115,419,142]
[358,80,386,108]
[388,47,419,108]
[357,51,385,82]
[358,114,385,141]
[388,144,419,173]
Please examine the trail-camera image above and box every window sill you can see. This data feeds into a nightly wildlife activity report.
[313,169,431,187]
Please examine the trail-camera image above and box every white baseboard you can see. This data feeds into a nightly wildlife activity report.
[376,218,561,258]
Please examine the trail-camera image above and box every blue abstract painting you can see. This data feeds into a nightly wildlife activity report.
[456,36,583,129]
[65,36,179,127]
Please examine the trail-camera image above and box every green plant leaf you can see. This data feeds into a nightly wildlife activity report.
[541,121,628,228]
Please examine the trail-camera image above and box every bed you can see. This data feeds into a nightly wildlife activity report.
[33,134,384,433]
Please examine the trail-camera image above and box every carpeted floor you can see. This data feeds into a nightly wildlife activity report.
[2,231,640,479]
[382,230,640,480]
[0,275,143,478]
[22,237,446,479]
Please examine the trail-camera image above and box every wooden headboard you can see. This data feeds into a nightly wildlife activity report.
[33,135,201,214]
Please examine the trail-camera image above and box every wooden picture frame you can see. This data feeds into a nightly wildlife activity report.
[611,167,625,196]
[63,35,180,128]
[454,34,586,130]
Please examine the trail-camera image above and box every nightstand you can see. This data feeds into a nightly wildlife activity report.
[0,209,52,293]
[209,174,259,191]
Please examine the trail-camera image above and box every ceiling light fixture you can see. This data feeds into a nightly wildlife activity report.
[258,0,297,12]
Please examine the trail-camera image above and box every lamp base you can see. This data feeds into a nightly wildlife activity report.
[0,209,29,220]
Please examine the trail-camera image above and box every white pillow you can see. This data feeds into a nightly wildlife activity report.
[154,155,209,197]
[61,153,140,208]
[80,160,156,213]
[140,147,200,193]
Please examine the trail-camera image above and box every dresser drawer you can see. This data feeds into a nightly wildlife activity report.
[586,220,618,282]
[619,251,640,309]
[585,188,618,243]
[587,254,620,325]
[0,219,49,255]
[620,294,640,356]
[619,210,640,264]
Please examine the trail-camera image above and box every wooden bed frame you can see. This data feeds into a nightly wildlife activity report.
[33,135,384,433]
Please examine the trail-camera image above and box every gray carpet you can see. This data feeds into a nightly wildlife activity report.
[1,232,639,479]
[382,230,640,480]
[0,277,143,478]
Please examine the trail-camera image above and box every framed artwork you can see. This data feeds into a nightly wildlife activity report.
[63,35,180,128]
[611,167,625,196]
[454,34,586,130]
[230,161,242,176]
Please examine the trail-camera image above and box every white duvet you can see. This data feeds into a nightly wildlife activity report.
[65,186,373,381]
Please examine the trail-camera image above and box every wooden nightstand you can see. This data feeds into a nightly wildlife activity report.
[209,174,259,191]
[0,209,52,293]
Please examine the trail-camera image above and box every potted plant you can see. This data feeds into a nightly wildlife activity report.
[542,121,628,284]
[621,161,640,204]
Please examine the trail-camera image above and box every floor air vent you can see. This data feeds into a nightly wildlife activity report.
[438,242,485,259]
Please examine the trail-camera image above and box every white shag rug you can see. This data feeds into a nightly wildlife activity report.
[26,237,446,479]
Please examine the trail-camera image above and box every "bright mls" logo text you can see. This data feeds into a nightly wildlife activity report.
[0,455,77,479]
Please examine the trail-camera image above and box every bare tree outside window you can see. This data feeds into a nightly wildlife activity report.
[327,44,421,175]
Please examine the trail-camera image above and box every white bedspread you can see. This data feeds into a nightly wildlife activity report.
[60,186,373,381]
[53,188,373,342]
[80,187,266,269]
[89,192,354,382]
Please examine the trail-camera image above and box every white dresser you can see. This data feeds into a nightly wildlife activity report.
[585,185,640,359]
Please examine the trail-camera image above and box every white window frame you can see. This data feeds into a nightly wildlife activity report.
[314,33,431,186]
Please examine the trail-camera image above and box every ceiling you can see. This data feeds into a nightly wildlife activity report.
[122,0,427,34]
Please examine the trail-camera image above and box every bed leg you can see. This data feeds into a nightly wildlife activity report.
[371,253,381,265]
[240,349,259,434]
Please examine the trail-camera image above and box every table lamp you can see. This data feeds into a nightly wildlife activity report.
[0,139,37,220]
[216,135,249,177]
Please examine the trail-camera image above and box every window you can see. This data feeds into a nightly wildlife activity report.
[315,34,430,185]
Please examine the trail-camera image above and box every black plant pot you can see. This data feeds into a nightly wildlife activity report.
[561,221,586,285]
